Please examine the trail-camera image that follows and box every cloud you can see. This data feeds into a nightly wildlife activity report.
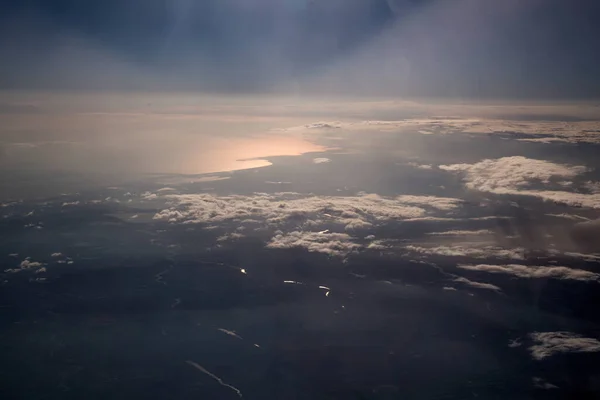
[529,332,600,360]
[546,213,590,222]
[440,156,586,191]
[405,245,525,260]
[585,181,600,194]
[408,163,433,170]
[570,219,600,251]
[266,231,360,257]
[426,230,494,236]
[532,377,559,390]
[153,192,451,232]
[457,264,599,282]
[453,276,501,292]
[216,232,245,242]
[51,252,63,257]
[4,258,44,274]
[440,156,600,209]
[20,259,43,269]
[281,117,600,145]
[281,118,481,135]
[305,123,342,129]
[141,192,159,200]
[461,120,600,145]
[313,158,331,164]
[394,195,462,211]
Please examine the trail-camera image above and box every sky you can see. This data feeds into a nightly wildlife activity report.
[1,0,599,98]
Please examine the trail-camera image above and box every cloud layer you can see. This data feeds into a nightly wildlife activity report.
[153,192,461,231]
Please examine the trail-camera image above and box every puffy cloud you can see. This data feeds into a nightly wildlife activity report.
[529,332,600,360]
[457,264,599,282]
[20,259,43,269]
[440,156,586,191]
[154,192,441,231]
[266,231,360,257]
[405,245,525,260]
[366,240,391,250]
[313,158,331,164]
[51,252,63,257]
[4,259,44,274]
[141,192,158,200]
[453,276,501,292]
[440,156,600,209]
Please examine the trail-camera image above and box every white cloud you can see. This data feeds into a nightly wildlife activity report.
[529,332,600,360]
[405,245,525,260]
[154,192,436,231]
[20,259,43,269]
[367,240,391,250]
[266,231,360,257]
[216,232,245,242]
[4,259,44,274]
[440,156,586,191]
[457,264,599,282]
[453,276,501,292]
[51,252,63,257]
[141,192,158,200]
[440,156,600,209]
[313,158,331,164]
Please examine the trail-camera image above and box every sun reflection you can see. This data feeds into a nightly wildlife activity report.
[179,135,325,174]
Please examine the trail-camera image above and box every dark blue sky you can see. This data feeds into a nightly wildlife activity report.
[1,0,599,98]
